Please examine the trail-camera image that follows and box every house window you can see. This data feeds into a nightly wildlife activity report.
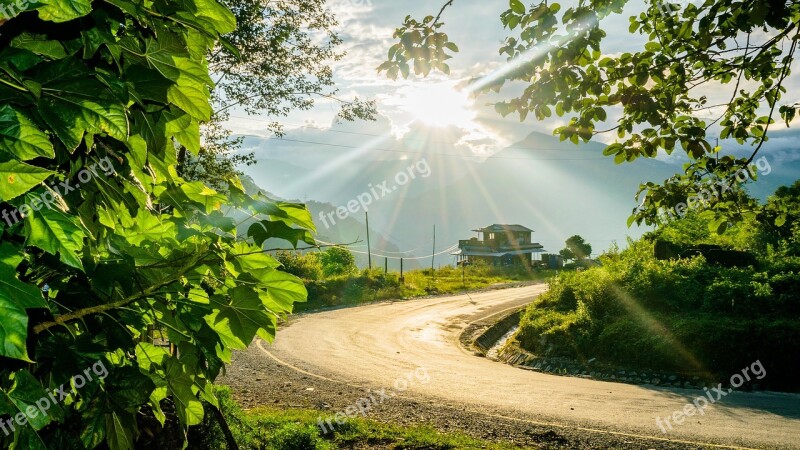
[488,233,495,240]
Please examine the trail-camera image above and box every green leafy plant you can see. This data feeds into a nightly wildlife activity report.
[319,247,358,278]
[0,1,315,449]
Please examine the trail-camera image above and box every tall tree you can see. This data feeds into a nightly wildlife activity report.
[380,0,799,232]
[181,0,377,190]
[561,235,593,261]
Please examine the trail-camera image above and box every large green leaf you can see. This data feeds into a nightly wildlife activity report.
[35,0,93,22]
[106,367,156,409]
[0,160,55,201]
[25,202,87,270]
[135,343,169,371]
[275,202,316,231]
[164,360,204,427]
[229,242,281,272]
[0,247,41,362]
[176,0,237,35]
[123,37,213,121]
[248,220,315,248]
[165,109,200,155]
[118,212,177,246]
[38,77,128,151]
[104,410,135,450]
[6,370,64,430]
[168,71,212,121]
[244,267,307,313]
[206,286,277,349]
[0,295,31,361]
[0,104,54,161]
[180,181,226,213]
[10,33,68,60]
[0,242,46,309]
[79,404,107,449]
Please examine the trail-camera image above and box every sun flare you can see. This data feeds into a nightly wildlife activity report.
[395,81,476,128]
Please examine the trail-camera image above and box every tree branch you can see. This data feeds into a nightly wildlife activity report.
[434,0,455,24]
[34,249,213,334]
[232,240,363,258]
[743,29,799,167]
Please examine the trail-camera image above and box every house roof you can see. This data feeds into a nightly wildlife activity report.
[473,224,534,233]
[452,248,546,257]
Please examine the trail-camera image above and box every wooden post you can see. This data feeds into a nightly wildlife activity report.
[385,257,388,274]
[462,257,466,288]
[400,258,404,283]
[431,224,436,275]
[365,212,372,270]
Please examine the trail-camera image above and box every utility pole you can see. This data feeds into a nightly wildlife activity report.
[462,257,466,288]
[385,257,388,274]
[400,258,404,284]
[365,212,372,270]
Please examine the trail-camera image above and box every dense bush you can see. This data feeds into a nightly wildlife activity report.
[275,251,324,280]
[319,247,358,277]
[298,269,403,311]
[516,226,800,391]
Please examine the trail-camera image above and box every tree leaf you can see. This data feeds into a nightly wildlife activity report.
[510,0,526,15]
[39,88,128,152]
[0,160,55,201]
[247,220,315,248]
[206,286,277,349]
[163,360,204,427]
[35,0,93,22]
[6,370,64,430]
[249,268,307,313]
[180,181,226,213]
[25,203,87,270]
[0,242,46,310]
[0,295,31,361]
[118,212,177,246]
[0,104,54,160]
[105,410,135,450]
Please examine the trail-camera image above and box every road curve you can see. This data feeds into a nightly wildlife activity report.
[260,285,800,449]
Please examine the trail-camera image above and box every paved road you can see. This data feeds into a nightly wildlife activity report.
[260,285,800,449]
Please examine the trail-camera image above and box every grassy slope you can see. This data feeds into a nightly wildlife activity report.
[513,237,800,391]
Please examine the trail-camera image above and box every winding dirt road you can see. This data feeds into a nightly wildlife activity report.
[257,285,800,449]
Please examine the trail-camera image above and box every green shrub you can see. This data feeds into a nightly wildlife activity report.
[515,231,800,390]
[275,251,323,280]
[320,247,358,277]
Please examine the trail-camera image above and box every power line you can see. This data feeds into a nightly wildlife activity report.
[312,239,459,260]
[247,136,608,161]
[231,116,606,161]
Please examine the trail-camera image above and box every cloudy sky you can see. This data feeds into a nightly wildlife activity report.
[224,0,800,165]
[221,1,800,256]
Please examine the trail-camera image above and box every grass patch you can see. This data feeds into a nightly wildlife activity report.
[295,265,557,312]
[189,387,530,450]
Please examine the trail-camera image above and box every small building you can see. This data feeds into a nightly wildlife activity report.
[454,224,545,267]
[541,253,564,269]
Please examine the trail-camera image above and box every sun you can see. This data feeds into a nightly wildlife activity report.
[395,81,476,128]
